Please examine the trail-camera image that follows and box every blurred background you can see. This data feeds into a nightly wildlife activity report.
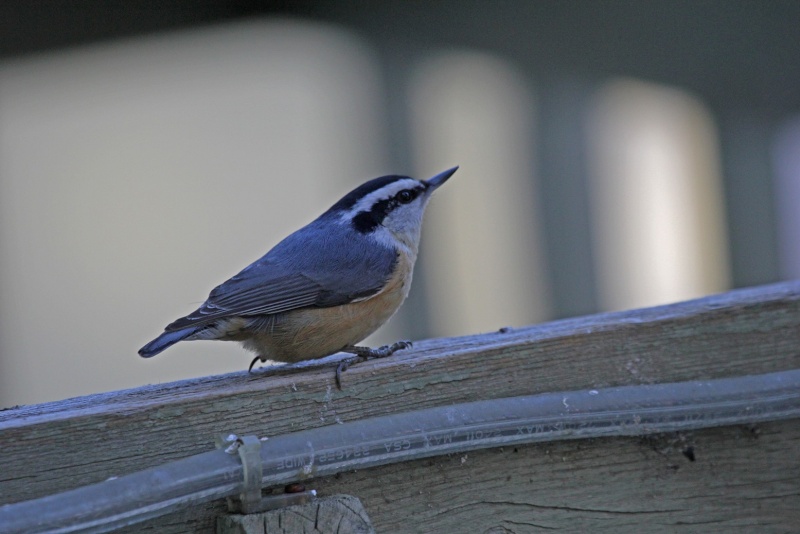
[1,1,799,406]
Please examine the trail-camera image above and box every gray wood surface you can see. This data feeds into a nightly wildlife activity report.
[1,281,799,532]
[217,495,374,534]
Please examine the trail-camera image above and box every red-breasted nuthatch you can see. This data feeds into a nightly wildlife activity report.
[139,167,458,385]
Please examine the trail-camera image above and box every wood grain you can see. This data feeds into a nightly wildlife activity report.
[217,495,375,534]
[1,281,799,532]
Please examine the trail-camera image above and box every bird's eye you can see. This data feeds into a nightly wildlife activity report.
[397,190,415,204]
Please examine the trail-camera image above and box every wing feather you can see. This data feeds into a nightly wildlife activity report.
[165,271,322,331]
[163,220,398,332]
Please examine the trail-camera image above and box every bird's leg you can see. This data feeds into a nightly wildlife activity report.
[335,341,413,389]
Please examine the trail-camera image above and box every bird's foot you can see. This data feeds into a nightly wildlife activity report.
[335,340,412,389]
[346,340,413,359]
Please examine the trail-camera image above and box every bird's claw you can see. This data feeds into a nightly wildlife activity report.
[335,340,413,389]
[336,356,363,389]
[248,355,264,373]
[374,340,412,357]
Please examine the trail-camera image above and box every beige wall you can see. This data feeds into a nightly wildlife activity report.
[0,20,732,406]
[0,21,391,405]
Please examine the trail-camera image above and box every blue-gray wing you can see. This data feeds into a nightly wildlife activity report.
[165,222,397,331]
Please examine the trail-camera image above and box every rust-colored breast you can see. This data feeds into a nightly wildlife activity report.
[243,252,414,363]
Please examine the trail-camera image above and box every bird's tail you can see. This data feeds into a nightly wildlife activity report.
[138,327,198,358]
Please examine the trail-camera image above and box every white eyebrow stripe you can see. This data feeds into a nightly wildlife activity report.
[339,178,422,221]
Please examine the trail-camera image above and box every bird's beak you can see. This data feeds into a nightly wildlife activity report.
[425,166,459,190]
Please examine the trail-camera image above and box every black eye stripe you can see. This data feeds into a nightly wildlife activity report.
[352,198,392,233]
[351,186,424,233]
[327,175,416,214]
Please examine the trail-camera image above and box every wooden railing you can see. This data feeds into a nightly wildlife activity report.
[1,281,799,532]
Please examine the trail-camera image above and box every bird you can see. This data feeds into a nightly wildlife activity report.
[139,166,458,387]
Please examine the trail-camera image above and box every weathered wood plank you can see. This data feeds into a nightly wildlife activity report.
[216,495,375,534]
[117,421,800,533]
[311,422,800,533]
[1,282,799,533]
